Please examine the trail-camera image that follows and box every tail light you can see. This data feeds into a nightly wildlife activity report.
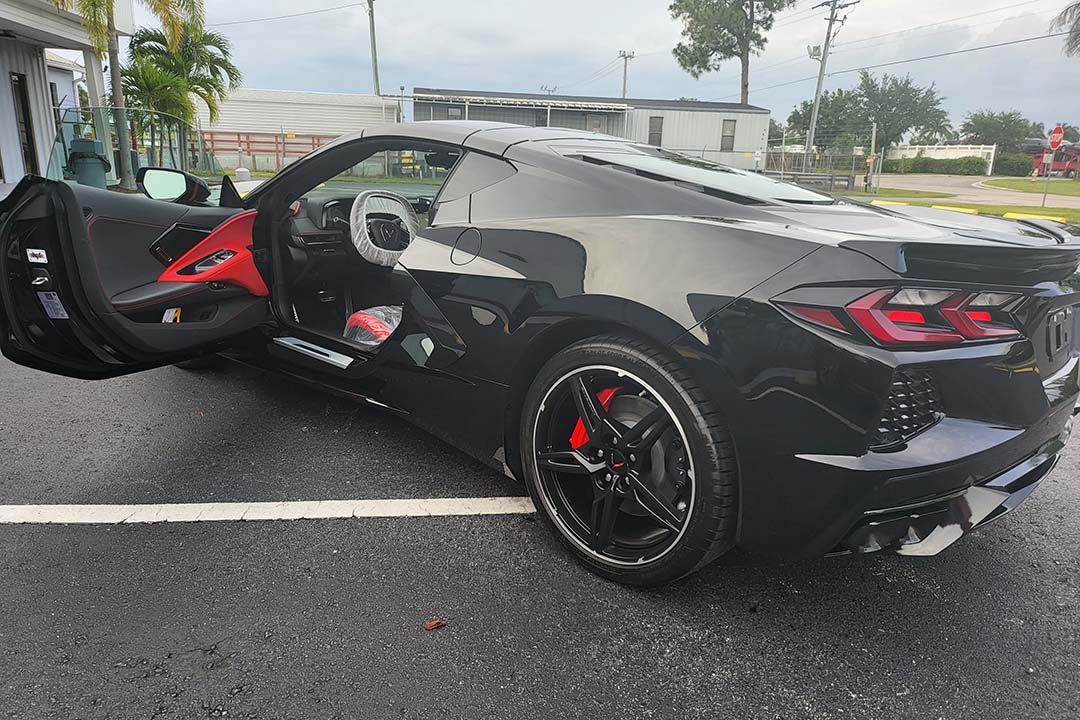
[781,288,1021,347]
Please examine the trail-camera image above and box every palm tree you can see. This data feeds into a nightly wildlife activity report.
[51,0,204,188]
[129,21,241,124]
[121,56,195,167]
[1055,2,1080,56]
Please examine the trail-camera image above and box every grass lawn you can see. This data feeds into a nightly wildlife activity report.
[984,178,1080,197]
[902,201,1080,224]
[844,187,954,199]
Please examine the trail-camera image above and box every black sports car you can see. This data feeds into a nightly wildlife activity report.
[3,121,1079,586]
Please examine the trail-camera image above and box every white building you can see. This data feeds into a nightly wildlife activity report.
[195,88,402,171]
[45,49,82,117]
[413,88,771,169]
[0,0,127,183]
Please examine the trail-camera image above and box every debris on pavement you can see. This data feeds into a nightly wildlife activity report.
[424,619,447,631]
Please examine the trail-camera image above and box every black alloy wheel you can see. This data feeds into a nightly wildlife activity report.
[521,335,738,586]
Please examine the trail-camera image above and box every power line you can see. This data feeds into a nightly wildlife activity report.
[705,30,1069,101]
[833,0,1044,48]
[832,3,1060,53]
[560,57,624,90]
[830,30,1069,74]
[208,2,366,27]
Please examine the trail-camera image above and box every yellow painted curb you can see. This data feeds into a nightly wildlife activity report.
[1002,212,1068,223]
[870,200,909,206]
[930,205,978,214]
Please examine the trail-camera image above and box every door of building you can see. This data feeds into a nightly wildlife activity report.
[10,72,39,176]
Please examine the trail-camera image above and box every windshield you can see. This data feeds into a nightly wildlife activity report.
[572,145,837,205]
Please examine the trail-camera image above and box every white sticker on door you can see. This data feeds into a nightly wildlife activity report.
[161,307,181,323]
[37,292,69,320]
[26,248,48,264]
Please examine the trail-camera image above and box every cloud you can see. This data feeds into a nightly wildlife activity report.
[128,0,1075,128]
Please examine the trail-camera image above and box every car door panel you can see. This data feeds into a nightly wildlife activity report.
[0,177,270,379]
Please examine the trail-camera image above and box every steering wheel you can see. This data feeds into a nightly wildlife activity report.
[349,190,420,267]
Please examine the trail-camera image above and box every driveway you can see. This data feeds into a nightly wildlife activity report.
[1,356,1078,719]
[880,174,1080,209]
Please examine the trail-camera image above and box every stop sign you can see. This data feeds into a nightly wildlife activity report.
[1049,125,1065,150]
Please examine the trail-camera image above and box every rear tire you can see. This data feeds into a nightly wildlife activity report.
[520,334,738,586]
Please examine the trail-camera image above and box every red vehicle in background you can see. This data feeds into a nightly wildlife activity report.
[1022,138,1079,178]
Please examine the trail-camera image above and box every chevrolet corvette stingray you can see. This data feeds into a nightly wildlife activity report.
[2,121,1079,586]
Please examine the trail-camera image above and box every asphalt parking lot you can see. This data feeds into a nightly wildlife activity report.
[1,356,1078,719]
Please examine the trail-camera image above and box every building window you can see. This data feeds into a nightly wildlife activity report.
[446,105,463,120]
[11,73,39,175]
[535,109,548,127]
[648,116,664,146]
[721,119,737,152]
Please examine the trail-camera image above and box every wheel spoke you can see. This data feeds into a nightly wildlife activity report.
[617,406,671,454]
[537,449,604,476]
[589,490,622,552]
[571,376,619,440]
[630,471,684,533]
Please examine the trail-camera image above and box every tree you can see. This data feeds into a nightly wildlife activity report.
[854,71,949,149]
[120,56,195,167]
[960,110,1039,151]
[1053,2,1080,56]
[130,20,241,124]
[669,0,796,104]
[1064,124,1080,143]
[51,0,204,188]
[786,88,866,150]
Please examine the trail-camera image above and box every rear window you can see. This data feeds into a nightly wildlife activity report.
[564,145,836,206]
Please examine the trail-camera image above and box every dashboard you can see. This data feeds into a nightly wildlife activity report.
[287,191,434,249]
[283,191,434,288]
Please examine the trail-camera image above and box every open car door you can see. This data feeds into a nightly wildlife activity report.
[0,177,270,379]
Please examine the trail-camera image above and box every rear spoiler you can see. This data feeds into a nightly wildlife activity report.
[841,239,1080,285]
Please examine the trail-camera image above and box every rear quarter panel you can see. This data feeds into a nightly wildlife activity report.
[386,214,819,472]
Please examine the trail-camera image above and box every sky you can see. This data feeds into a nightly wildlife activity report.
[128,0,1078,133]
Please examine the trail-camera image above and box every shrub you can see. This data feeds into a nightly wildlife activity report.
[883,155,987,175]
[993,152,1035,177]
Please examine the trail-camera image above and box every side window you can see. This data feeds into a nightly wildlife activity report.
[302,146,461,227]
[721,119,737,152]
[438,152,517,204]
[648,116,664,146]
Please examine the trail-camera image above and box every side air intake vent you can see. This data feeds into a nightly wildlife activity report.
[871,369,944,449]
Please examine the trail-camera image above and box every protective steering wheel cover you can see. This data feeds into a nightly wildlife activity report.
[350,190,420,267]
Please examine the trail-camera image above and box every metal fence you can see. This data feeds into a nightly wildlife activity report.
[763,148,884,193]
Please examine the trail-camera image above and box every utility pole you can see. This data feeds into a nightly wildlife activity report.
[367,0,381,95]
[805,0,858,169]
[866,121,877,192]
[618,50,636,98]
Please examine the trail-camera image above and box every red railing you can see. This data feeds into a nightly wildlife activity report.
[201,131,339,171]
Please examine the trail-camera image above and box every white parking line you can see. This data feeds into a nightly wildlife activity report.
[0,496,536,525]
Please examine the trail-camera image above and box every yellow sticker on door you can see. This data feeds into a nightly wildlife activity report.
[161,307,182,323]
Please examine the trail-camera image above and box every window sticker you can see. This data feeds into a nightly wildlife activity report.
[37,292,68,320]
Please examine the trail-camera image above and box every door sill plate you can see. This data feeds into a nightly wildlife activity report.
[273,336,354,369]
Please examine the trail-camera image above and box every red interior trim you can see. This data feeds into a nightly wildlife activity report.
[157,210,268,297]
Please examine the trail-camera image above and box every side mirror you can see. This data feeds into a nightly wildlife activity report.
[136,167,211,205]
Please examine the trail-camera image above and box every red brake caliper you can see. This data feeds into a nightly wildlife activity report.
[569,387,620,450]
